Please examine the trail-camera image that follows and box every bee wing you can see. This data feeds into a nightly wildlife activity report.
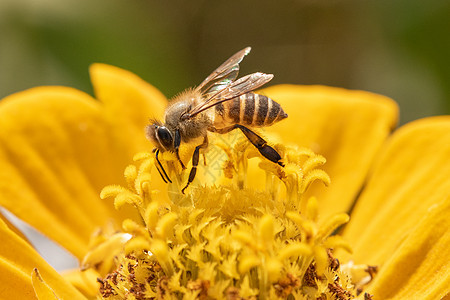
[195,47,251,97]
[212,72,274,100]
[188,72,274,118]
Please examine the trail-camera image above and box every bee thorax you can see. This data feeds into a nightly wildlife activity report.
[165,91,211,143]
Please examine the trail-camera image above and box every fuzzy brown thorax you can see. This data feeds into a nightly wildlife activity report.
[165,89,211,144]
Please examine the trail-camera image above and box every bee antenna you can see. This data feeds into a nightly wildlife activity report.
[149,118,162,126]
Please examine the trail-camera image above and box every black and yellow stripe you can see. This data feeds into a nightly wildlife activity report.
[215,93,287,127]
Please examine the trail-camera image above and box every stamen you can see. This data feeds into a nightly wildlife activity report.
[89,139,371,299]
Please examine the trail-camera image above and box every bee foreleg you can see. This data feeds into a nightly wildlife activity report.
[181,136,208,194]
[211,125,284,167]
[154,149,172,183]
[174,129,186,170]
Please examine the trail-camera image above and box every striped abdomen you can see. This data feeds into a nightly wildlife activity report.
[214,93,288,128]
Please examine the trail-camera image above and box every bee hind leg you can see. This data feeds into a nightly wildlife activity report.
[181,136,208,194]
[210,125,284,167]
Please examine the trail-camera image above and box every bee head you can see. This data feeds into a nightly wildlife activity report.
[145,122,174,151]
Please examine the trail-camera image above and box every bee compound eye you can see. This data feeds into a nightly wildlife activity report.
[157,126,173,149]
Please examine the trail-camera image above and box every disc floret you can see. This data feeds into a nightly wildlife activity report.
[85,140,374,299]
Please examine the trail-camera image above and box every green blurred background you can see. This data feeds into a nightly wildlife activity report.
[1,0,449,124]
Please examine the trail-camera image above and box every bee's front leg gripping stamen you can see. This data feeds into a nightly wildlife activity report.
[155,149,172,183]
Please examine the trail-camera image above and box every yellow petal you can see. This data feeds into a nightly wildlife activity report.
[90,63,168,154]
[0,211,30,244]
[367,198,450,299]
[259,85,398,218]
[32,268,59,300]
[0,86,129,258]
[341,116,450,268]
[0,258,36,299]
[90,63,170,197]
[0,218,85,299]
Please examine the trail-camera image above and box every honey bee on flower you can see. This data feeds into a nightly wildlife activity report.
[145,47,288,193]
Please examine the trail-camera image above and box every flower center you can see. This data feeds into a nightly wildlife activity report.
[82,137,375,299]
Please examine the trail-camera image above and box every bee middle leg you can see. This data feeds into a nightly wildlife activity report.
[174,129,186,170]
[181,136,208,194]
[210,125,284,167]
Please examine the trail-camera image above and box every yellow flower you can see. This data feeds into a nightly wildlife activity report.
[0,64,449,299]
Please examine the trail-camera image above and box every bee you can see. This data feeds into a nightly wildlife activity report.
[145,47,288,193]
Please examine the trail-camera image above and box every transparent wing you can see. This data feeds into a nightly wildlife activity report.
[195,47,251,97]
[188,72,274,118]
[212,72,274,100]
